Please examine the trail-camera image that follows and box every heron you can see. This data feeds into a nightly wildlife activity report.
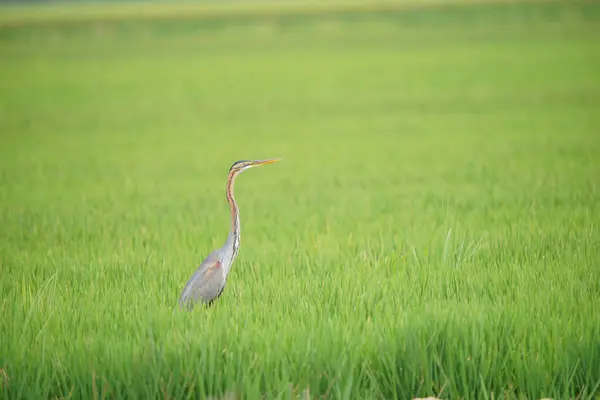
[177,158,281,310]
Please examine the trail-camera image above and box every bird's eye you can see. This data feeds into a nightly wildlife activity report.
[231,160,249,170]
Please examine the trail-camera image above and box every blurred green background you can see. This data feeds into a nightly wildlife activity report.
[1,1,599,399]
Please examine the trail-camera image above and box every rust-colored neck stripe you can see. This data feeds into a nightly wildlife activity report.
[225,169,241,256]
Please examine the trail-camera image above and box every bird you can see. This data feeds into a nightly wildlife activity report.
[177,158,281,310]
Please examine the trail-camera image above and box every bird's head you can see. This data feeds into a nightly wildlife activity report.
[229,158,281,174]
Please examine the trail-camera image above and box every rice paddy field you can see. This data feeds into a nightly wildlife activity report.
[1,0,600,398]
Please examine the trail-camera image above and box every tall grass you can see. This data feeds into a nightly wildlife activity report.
[1,1,599,398]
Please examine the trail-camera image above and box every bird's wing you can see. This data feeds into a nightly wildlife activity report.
[178,251,225,306]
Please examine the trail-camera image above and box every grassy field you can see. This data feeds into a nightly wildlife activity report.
[1,1,600,399]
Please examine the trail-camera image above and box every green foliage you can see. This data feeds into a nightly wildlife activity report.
[1,1,599,399]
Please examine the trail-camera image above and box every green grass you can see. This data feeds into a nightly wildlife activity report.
[1,1,600,399]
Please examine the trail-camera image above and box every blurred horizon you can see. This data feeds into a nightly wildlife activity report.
[0,0,559,18]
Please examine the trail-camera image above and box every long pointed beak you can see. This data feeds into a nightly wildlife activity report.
[254,158,281,166]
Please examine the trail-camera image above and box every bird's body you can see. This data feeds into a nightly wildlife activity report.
[178,158,280,310]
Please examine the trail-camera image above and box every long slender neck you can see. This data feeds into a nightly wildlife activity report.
[224,170,241,273]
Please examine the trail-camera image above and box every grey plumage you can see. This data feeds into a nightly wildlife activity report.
[178,251,225,310]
